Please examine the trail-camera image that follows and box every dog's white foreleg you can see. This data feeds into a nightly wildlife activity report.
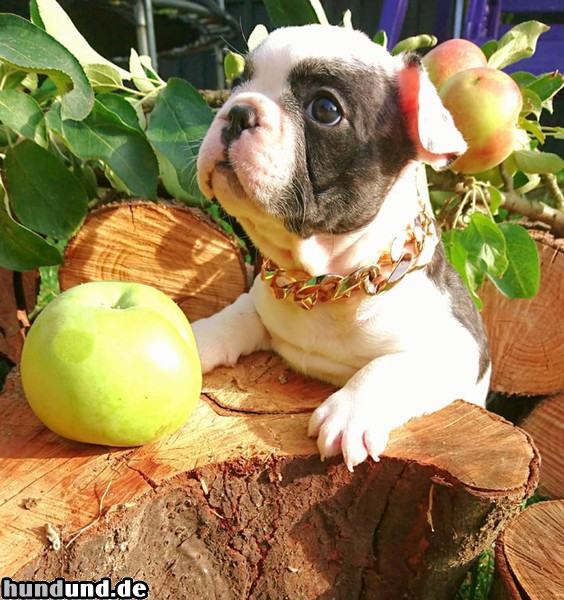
[192,293,271,373]
[308,350,481,471]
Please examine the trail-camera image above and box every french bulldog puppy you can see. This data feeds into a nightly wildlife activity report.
[194,24,490,470]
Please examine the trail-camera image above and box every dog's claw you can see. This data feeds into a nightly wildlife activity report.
[309,390,390,470]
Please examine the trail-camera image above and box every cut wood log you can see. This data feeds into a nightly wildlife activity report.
[521,392,564,499]
[480,231,564,396]
[0,269,38,364]
[492,500,564,600]
[2,352,539,599]
[59,201,249,321]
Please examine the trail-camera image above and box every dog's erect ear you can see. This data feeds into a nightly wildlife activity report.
[397,53,467,170]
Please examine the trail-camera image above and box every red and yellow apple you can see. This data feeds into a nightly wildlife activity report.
[21,281,202,446]
[439,67,523,174]
[423,39,487,91]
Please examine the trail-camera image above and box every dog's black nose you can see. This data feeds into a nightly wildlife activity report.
[222,104,258,146]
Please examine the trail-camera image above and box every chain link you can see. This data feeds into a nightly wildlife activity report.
[261,201,437,310]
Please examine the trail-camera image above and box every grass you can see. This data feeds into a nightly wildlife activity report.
[455,490,549,599]
[456,549,495,600]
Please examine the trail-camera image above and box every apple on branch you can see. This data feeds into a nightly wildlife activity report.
[438,67,523,174]
[21,281,202,447]
[422,38,488,91]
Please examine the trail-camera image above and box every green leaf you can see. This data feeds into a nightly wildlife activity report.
[373,30,388,48]
[519,116,545,144]
[391,34,437,55]
[481,39,498,60]
[442,229,483,308]
[129,48,159,93]
[511,71,537,89]
[0,64,28,90]
[461,212,508,278]
[153,148,208,206]
[0,126,18,147]
[520,88,542,119]
[0,13,93,121]
[96,93,143,132]
[0,90,47,146]
[0,186,63,271]
[83,63,123,93]
[72,161,99,200]
[47,100,159,199]
[224,52,245,83]
[527,71,564,112]
[527,72,564,102]
[31,0,130,80]
[487,185,503,214]
[263,0,328,26]
[146,78,213,199]
[514,172,541,195]
[488,223,539,298]
[5,140,88,238]
[487,21,550,70]
[513,149,564,174]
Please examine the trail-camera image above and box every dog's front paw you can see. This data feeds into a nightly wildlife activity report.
[191,318,241,373]
[308,390,390,471]
[191,293,272,374]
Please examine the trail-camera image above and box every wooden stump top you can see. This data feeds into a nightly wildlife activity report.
[59,201,249,321]
[481,233,564,396]
[494,500,564,600]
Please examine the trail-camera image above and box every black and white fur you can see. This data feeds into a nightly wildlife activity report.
[194,25,490,470]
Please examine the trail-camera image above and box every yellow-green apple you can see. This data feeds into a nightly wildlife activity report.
[21,281,202,446]
[423,39,487,90]
[439,67,523,174]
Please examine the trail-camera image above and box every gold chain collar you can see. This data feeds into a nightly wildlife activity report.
[260,200,438,310]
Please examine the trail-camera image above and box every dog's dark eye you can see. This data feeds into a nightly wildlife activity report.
[306,95,342,126]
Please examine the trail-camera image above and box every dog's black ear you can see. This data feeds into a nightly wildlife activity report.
[397,53,467,170]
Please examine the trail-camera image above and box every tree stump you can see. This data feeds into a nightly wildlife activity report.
[0,268,37,364]
[59,201,249,321]
[492,500,564,599]
[480,231,564,396]
[1,200,551,597]
[520,392,564,499]
[1,353,539,599]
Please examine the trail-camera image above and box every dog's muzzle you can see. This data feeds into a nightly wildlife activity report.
[221,104,259,147]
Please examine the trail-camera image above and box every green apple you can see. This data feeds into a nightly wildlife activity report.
[21,281,202,446]
[422,39,487,91]
[439,67,523,174]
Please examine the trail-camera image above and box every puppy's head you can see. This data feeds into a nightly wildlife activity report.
[197,25,466,242]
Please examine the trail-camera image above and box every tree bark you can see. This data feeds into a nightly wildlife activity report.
[480,231,564,396]
[492,500,564,600]
[59,201,249,321]
[0,269,37,364]
[2,352,539,599]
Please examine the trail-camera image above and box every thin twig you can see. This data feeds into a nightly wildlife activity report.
[541,173,564,210]
[428,167,564,237]
[65,479,113,548]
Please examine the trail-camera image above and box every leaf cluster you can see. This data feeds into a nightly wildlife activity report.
[432,21,563,303]
[0,0,214,271]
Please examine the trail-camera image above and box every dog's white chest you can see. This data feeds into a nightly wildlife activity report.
[250,271,442,386]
